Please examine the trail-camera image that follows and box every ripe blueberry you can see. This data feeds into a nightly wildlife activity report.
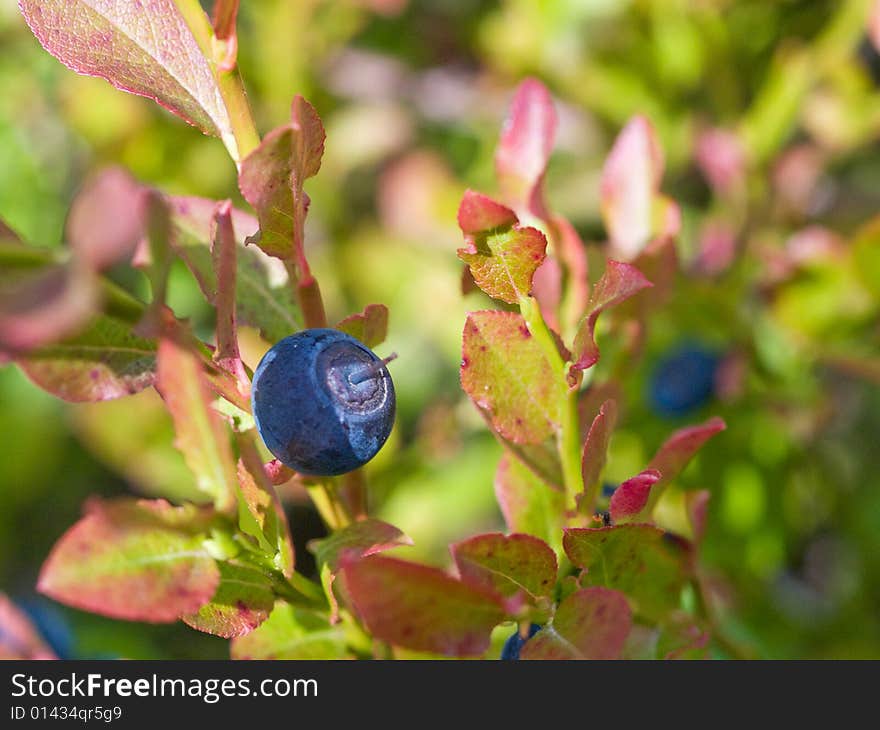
[251,329,396,476]
[500,623,541,660]
[648,344,719,418]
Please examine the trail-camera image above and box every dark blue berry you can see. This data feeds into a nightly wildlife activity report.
[648,344,720,418]
[251,329,396,476]
[500,623,541,660]
[18,597,76,659]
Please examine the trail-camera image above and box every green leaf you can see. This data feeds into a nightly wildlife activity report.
[335,304,389,349]
[461,310,559,444]
[456,190,547,305]
[309,518,412,570]
[521,587,632,660]
[19,0,239,157]
[182,561,275,638]
[230,601,347,659]
[37,499,219,623]
[342,555,507,657]
[563,525,691,622]
[17,315,156,402]
[494,454,565,554]
[165,196,301,343]
[156,336,237,512]
[451,532,557,603]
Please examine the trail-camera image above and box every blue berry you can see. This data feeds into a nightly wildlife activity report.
[251,329,396,476]
[648,344,719,418]
[500,623,541,660]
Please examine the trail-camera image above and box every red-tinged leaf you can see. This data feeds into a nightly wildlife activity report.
[19,1,237,156]
[231,601,347,659]
[520,587,631,660]
[156,336,237,511]
[495,78,557,218]
[601,116,665,260]
[494,454,565,552]
[342,555,507,657]
[686,490,711,544]
[163,196,300,343]
[461,310,559,444]
[16,314,157,402]
[182,561,274,638]
[0,261,98,353]
[235,458,277,554]
[659,613,710,660]
[238,96,325,264]
[451,533,557,602]
[563,525,691,622]
[579,399,618,515]
[640,417,727,517]
[335,304,389,348]
[531,256,562,332]
[458,225,547,305]
[0,218,22,244]
[211,0,239,71]
[310,519,412,571]
[872,0,880,53]
[609,469,662,523]
[695,128,746,195]
[569,260,653,381]
[0,593,56,660]
[38,499,219,623]
[457,190,517,234]
[210,200,247,386]
[67,167,146,270]
[552,214,590,328]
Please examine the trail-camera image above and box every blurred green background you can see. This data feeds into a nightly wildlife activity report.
[1,0,880,659]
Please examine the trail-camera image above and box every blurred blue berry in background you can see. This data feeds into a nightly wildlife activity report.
[18,596,76,659]
[649,344,720,418]
[500,623,542,660]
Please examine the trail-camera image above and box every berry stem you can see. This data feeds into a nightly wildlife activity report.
[348,353,397,385]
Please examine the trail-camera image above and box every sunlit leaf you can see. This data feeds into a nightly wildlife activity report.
[335,304,389,348]
[230,601,347,659]
[494,454,565,552]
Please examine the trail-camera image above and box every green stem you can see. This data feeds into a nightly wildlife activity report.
[519,296,583,510]
[307,482,351,531]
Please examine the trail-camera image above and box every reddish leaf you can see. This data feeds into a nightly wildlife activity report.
[457,190,518,234]
[231,601,347,659]
[310,519,412,571]
[19,1,237,156]
[600,115,666,260]
[210,200,247,386]
[495,78,557,218]
[609,469,662,523]
[0,218,22,243]
[695,128,746,195]
[552,214,590,327]
[579,399,618,515]
[67,167,146,270]
[238,96,325,264]
[0,593,56,660]
[156,336,237,512]
[461,310,559,444]
[686,490,711,544]
[17,314,157,402]
[494,454,565,550]
[457,226,547,305]
[211,0,240,71]
[342,555,507,657]
[335,304,389,348]
[564,525,691,622]
[659,613,710,660]
[182,561,274,638]
[38,499,219,623]
[640,417,726,517]
[521,587,631,660]
[569,260,653,381]
[451,533,557,602]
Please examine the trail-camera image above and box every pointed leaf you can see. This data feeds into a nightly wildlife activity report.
[640,417,726,516]
[210,200,246,384]
[156,336,237,511]
[686,490,711,545]
[601,115,665,260]
[461,310,559,444]
[495,454,565,552]
[451,533,557,602]
[17,314,156,402]
[67,167,146,270]
[495,78,557,217]
[563,525,690,622]
[609,469,662,523]
[182,561,275,638]
[335,304,389,349]
[0,593,56,660]
[579,399,618,514]
[164,196,301,343]
[457,191,547,305]
[342,555,507,657]
[520,587,631,660]
[19,0,236,153]
[238,96,325,261]
[38,499,219,623]
[231,601,347,659]
[569,260,652,381]
[310,518,412,571]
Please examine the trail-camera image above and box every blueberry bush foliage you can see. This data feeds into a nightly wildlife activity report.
[2,1,879,660]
